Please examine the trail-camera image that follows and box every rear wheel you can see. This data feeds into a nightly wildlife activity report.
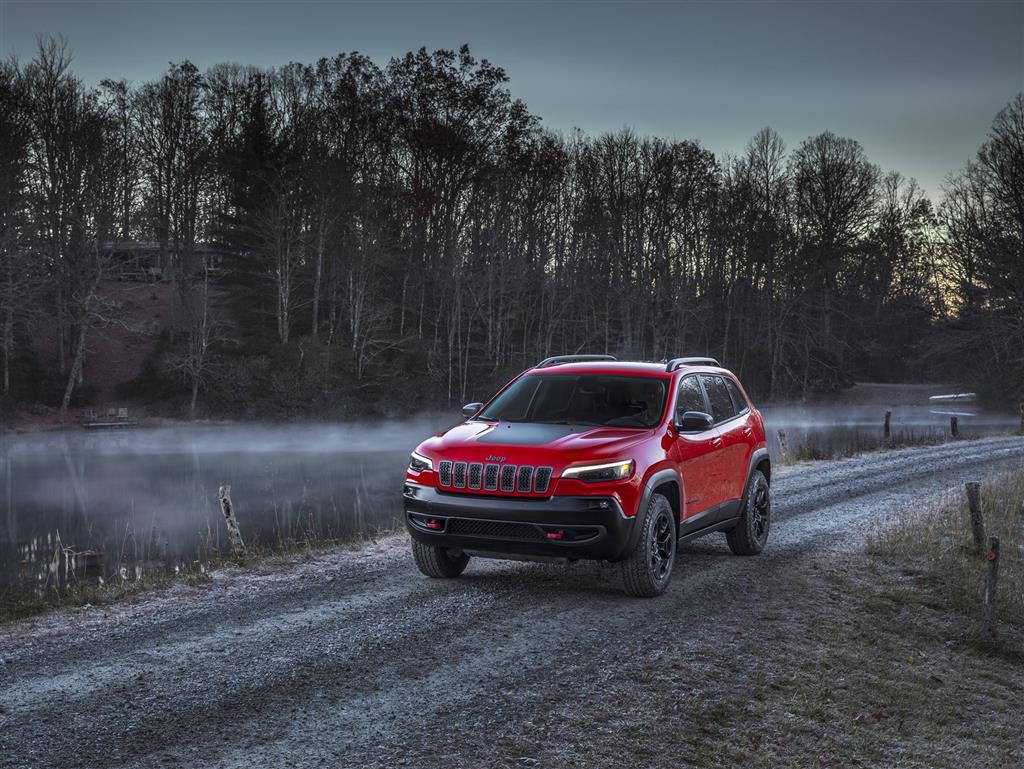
[621,493,676,597]
[726,469,770,555]
[411,541,470,578]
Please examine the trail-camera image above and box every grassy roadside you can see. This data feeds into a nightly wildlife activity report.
[869,469,1023,634]
[776,427,989,465]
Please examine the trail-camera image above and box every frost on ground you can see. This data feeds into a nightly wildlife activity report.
[0,436,1022,769]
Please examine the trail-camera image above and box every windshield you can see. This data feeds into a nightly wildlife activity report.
[477,374,668,428]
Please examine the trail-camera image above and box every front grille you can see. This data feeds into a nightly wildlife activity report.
[500,464,518,492]
[447,518,545,541]
[436,459,554,496]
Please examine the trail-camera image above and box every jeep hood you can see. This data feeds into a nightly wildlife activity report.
[417,420,652,465]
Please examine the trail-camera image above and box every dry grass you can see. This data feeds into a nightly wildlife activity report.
[869,469,1024,633]
[458,552,1024,769]
[0,523,405,623]
[779,427,954,465]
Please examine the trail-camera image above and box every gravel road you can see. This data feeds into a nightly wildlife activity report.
[1,436,1022,769]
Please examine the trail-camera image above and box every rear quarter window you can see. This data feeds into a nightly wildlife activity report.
[700,375,737,423]
[724,378,749,414]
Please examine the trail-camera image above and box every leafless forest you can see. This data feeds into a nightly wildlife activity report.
[0,39,1020,419]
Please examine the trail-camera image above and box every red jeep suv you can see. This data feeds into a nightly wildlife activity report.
[403,355,771,596]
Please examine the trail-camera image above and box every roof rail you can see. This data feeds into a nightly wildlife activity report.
[535,354,618,368]
[665,357,720,372]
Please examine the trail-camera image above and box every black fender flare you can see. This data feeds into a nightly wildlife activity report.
[745,448,771,489]
[629,468,684,549]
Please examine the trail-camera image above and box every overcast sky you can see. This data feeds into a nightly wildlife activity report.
[2,0,1022,199]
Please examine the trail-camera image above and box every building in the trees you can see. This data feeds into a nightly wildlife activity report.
[101,240,224,282]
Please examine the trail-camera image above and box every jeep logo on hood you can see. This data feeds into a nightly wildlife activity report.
[485,455,507,462]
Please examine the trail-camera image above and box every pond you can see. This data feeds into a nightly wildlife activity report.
[1,405,1017,608]
[0,420,446,608]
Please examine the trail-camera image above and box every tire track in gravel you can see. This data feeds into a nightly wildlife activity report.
[1,436,1021,769]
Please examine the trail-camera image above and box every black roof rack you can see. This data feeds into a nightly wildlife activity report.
[665,357,720,372]
[535,354,618,368]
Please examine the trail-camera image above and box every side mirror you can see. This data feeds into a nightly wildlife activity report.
[462,402,484,418]
[678,410,714,432]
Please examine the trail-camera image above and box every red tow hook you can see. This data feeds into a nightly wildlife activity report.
[546,529,564,540]
[426,519,443,530]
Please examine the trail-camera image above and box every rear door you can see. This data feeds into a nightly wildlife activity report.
[698,374,748,504]
[670,375,721,517]
[723,376,757,499]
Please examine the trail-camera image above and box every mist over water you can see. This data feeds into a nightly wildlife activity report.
[1,405,1017,606]
[0,418,451,605]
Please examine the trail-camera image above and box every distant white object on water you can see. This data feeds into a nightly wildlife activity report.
[928,393,977,403]
[928,392,977,417]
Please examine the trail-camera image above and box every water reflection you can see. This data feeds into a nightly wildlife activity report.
[1,420,448,606]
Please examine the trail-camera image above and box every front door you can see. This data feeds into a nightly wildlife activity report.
[671,374,722,518]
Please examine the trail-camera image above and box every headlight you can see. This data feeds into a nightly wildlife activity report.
[409,451,433,473]
[561,460,634,483]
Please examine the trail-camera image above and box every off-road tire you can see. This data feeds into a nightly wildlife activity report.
[412,541,470,578]
[621,493,676,598]
[726,469,771,555]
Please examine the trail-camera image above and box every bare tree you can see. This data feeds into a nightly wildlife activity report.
[136,61,209,295]
[163,266,230,416]
[0,60,34,396]
[22,38,114,416]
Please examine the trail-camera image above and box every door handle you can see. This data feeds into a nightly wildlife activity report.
[711,437,723,447]
[742,427,753,436]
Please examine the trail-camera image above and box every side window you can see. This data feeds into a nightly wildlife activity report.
[676,376,707,416]
[700,375,737,424]
[724,378,749,414]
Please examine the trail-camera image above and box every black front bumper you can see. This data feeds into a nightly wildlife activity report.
[403,483,640,562]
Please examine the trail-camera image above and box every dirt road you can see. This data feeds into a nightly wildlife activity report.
[2,436,1022,769]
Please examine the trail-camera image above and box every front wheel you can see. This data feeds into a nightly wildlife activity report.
[621,493,676,597]
[411,541,470,578]
[726,469,771,555]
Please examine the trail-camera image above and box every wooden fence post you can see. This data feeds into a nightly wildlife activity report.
[883,410,892,440]
[965,481,985,551]
[777,430,788,461]
[218,484,246,558]
[950,416,960,439]
[981,537,1000,643]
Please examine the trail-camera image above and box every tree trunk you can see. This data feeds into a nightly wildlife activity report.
[56,277,66,375]
[59,321,89,420]
[2,259,12,396]
[311,219,324,340]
